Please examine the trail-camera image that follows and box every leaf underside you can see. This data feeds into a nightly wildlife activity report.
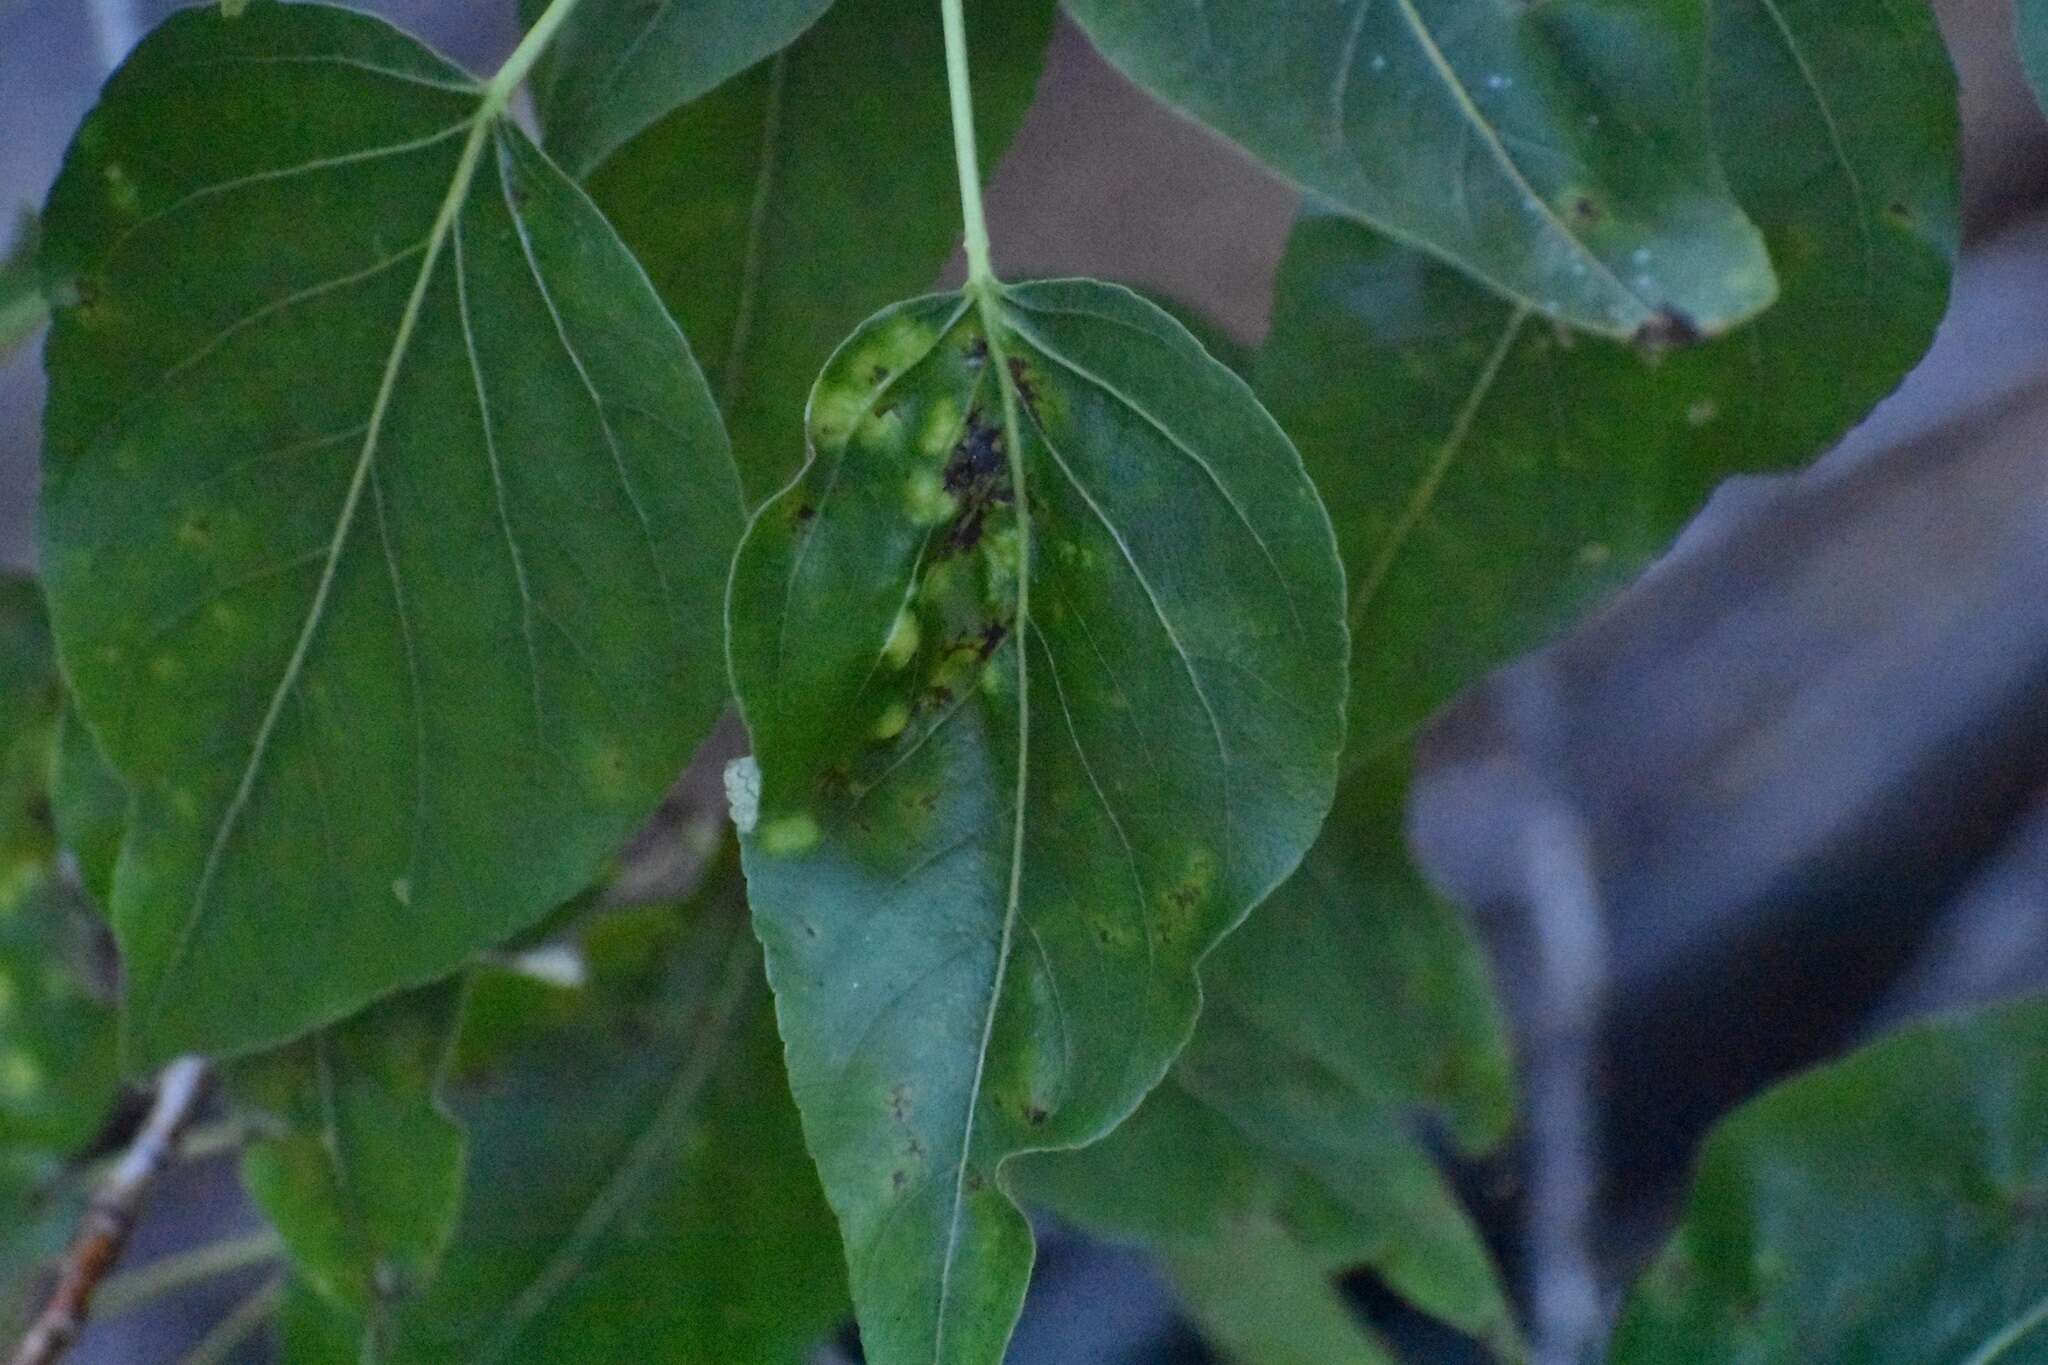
[1063,0,1777,338]
[1260,0,1958,761]
[729,280,1347,1364]
[38,4,741,1066]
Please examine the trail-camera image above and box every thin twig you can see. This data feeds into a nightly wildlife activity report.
[9,1057,212,1365]
[176,1275,283,1365]
[92,1229,284,1320]
[1522,798,1610,1365]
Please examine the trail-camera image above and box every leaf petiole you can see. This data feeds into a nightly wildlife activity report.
[940,0,995,287]
[485,0,589,117]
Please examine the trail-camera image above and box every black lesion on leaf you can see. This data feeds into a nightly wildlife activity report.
[963,335,989,368]
[936,409,1013,556]
[1023,1103,1048,1127]
[939,618,1012,668]
[1633,307,1702,356]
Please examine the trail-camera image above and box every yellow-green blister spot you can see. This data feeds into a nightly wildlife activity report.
[919,397,962,460]
[0,1049,40,1101]
[810,378,868,448]
[859,402,905,449]
[919,559,959,606]
[871,703,910,741]
[882,611,921,670]
[982,526,1023,607]
[865,317,942,378]
[102,162,140,217]
[905,469,957,526]
[760,814,821,857]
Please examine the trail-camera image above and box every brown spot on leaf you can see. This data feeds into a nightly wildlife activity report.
[1006,356,1040,412]
[1633,307,1702,356]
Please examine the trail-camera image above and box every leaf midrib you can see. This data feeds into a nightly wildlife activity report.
[720,48,791,421]
[465,912,759,1364]
[1346,304,1528,636]
[1370,0,1646,322]
[142,104,501,1039]
[929,289,1036,1364]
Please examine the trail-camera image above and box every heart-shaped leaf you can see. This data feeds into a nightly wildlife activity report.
[729,280,1347,1364]
[587,0,1056,505]
[1062,0,1777,339]
[38,4,742,1066]
[1260,0,1957,761]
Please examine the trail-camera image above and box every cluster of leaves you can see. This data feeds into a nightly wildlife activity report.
[2,0,2045,1360]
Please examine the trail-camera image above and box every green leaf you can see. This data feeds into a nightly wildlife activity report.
[38,4,742,1067]
[1612,996,2048,1364]
[728,281,1348,1364]
[0,211,42,363]
[0,884,120,1280]
[526,0,834,179]
[1160,1219,1398,1365]
[587,0,1055,504]
[0,578,119,1311]
[231,978,468,1331]
[2024,0,2048,118]
[1017,752,1518,1360]
[1260,0,1957,761]
[279,1275,364,1364]
[50,705,124,915]
[380,883,849,1363]
[0,576,61,893]
[1062,0,1777,340]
